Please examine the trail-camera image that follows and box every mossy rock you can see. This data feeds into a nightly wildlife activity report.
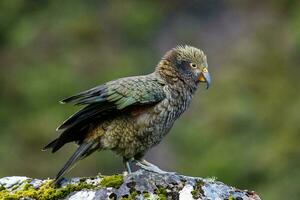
[0,170,261,200]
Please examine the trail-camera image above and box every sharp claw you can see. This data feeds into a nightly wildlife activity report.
[135,160,177,175]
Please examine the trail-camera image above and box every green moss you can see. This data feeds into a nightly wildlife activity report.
[100,175,123,188]
[155,187,167,200]
[130,191,138,198]
[22,183,32,191]
[158,194,167,200]
[191,190,197,197]
[0,185,5,191]
[0,180,97,200]
[0,175,124,200]
[121,191,139,200]
[228,196,235,200]
[11,185,19,191]
[143,192,150,198]
[191,180,205,199]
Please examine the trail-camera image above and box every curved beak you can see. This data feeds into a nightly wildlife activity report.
[199,68,211,89]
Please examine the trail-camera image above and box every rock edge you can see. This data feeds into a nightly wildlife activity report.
[0,170,261,200]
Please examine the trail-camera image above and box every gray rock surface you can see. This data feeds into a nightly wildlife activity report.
[0,170,261,200]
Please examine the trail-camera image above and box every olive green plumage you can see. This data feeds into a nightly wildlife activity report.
[43,45,211,183]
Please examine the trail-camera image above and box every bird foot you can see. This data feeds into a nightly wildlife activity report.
[135,160,177,175]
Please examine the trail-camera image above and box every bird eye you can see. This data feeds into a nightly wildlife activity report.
[189,63,197,68]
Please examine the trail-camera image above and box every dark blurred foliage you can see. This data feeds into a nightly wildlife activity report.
[0,0,300,199]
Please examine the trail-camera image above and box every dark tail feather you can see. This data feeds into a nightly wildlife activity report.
[43,123,91,153]
[42,139,58,152]
[42,138,67,153]
[54,141,96,185]
[56,103,108,131]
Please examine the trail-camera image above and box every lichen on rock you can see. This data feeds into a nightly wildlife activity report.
[0,170,261,200]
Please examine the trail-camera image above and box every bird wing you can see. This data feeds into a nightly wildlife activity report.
[57,75,166,130]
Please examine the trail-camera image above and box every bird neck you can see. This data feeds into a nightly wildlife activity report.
[155,60,179,84]
[155,60,198,95]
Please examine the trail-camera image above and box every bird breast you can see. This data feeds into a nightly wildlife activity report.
[135,84,193,143]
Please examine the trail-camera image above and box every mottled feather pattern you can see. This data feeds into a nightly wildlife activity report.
[57,74,165,130]
[43,45,209,182]
[105,74,166,109]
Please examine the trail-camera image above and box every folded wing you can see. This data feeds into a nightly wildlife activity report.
[44,75,166,152]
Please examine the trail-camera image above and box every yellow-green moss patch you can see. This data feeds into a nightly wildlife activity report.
[0,180,97,200]
[121,191,139,200]
[100,175,123,188]
[229,195,235,200]
[0,185,5,191]
[154,187,167,200]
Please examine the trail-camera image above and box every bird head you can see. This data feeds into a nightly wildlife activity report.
[159,45,211,89]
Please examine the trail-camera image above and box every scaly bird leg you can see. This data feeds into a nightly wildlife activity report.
[123,157,134,174]
[125,161,132,174]
[135,159,176,174]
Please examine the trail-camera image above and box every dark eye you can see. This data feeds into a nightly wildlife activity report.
[189,63,197,68]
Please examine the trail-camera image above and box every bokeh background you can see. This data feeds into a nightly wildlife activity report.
[1,0,300,199]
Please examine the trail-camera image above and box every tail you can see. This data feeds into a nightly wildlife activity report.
[54,141,97,185]
[42,123,91,153]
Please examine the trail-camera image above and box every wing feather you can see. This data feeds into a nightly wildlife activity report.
[57,75,166,130]
[45,75,166,153]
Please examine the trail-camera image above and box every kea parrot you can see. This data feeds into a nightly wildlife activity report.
[43,45,211,184]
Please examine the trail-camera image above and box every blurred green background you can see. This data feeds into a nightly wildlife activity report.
[1,0,300,199]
